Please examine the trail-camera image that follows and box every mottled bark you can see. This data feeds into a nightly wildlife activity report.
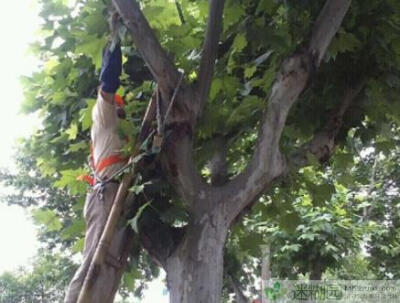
[165,208,228,303]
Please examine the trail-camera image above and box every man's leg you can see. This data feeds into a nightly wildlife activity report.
[86,188,138,302]
[64,183,119,303]
[90,222,130,303]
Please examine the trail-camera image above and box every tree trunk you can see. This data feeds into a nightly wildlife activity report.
[166,211,228,303]
[310,259,323,280]
[261,245,271,303]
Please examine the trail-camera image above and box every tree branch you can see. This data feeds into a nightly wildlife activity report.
[175,0,185,25]
[309,0,352,66]
[228,274,248,303]
[112,0,205,205]
[290,81,364,168]
[218,0,352,224]
[112,0,180,90]
[196,0,225,116]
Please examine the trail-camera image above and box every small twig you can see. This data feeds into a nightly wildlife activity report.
[175,0,185,25]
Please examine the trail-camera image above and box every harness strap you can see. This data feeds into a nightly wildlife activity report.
[96,154,127,174]
[77,154,127,186]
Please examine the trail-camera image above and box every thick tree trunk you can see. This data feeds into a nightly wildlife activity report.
[166,211,228,303]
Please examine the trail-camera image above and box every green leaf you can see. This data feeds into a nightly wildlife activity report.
[130,184,145,195]
[226,95,263,128]
[327,31,361,60]
[224,2,245,31]
[308,183,336,207]
[54,169,88,195]
[68,141,88,153]
[210,78,223,100]
[256,0,276,15]
[61,218,85,240]
[334,152,354,171]
[65,123,78,140]
[306,151,320,167]
[232,33,247,53]
[281,243,301,252]
[72,237,85,253]
[79,98,96,131]
[32,209,62,232]
[76,36,107,69]
[127,200,152,233]
[244,65,257,79]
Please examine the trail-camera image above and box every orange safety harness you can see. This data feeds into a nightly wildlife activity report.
[77,153,128,186]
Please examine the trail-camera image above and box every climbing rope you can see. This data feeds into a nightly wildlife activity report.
[153,71,184,151]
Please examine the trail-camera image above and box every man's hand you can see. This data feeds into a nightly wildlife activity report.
[100,44,122,94]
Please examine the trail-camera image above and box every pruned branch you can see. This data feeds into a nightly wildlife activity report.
[290,81,364,168]
[112,0,180,90]
[196,0,225,116]
[219,0,352,224]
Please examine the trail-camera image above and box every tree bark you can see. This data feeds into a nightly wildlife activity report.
[165,208,228,303]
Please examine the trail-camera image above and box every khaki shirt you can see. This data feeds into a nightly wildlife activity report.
[91,92,124,180]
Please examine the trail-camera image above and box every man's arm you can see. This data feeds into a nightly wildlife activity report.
[99,44,122,97]
[92,44,123,126]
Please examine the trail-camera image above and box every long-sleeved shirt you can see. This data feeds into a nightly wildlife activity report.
[90,92,125,180]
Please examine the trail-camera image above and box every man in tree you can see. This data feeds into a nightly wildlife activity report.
[64,43,128,303]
